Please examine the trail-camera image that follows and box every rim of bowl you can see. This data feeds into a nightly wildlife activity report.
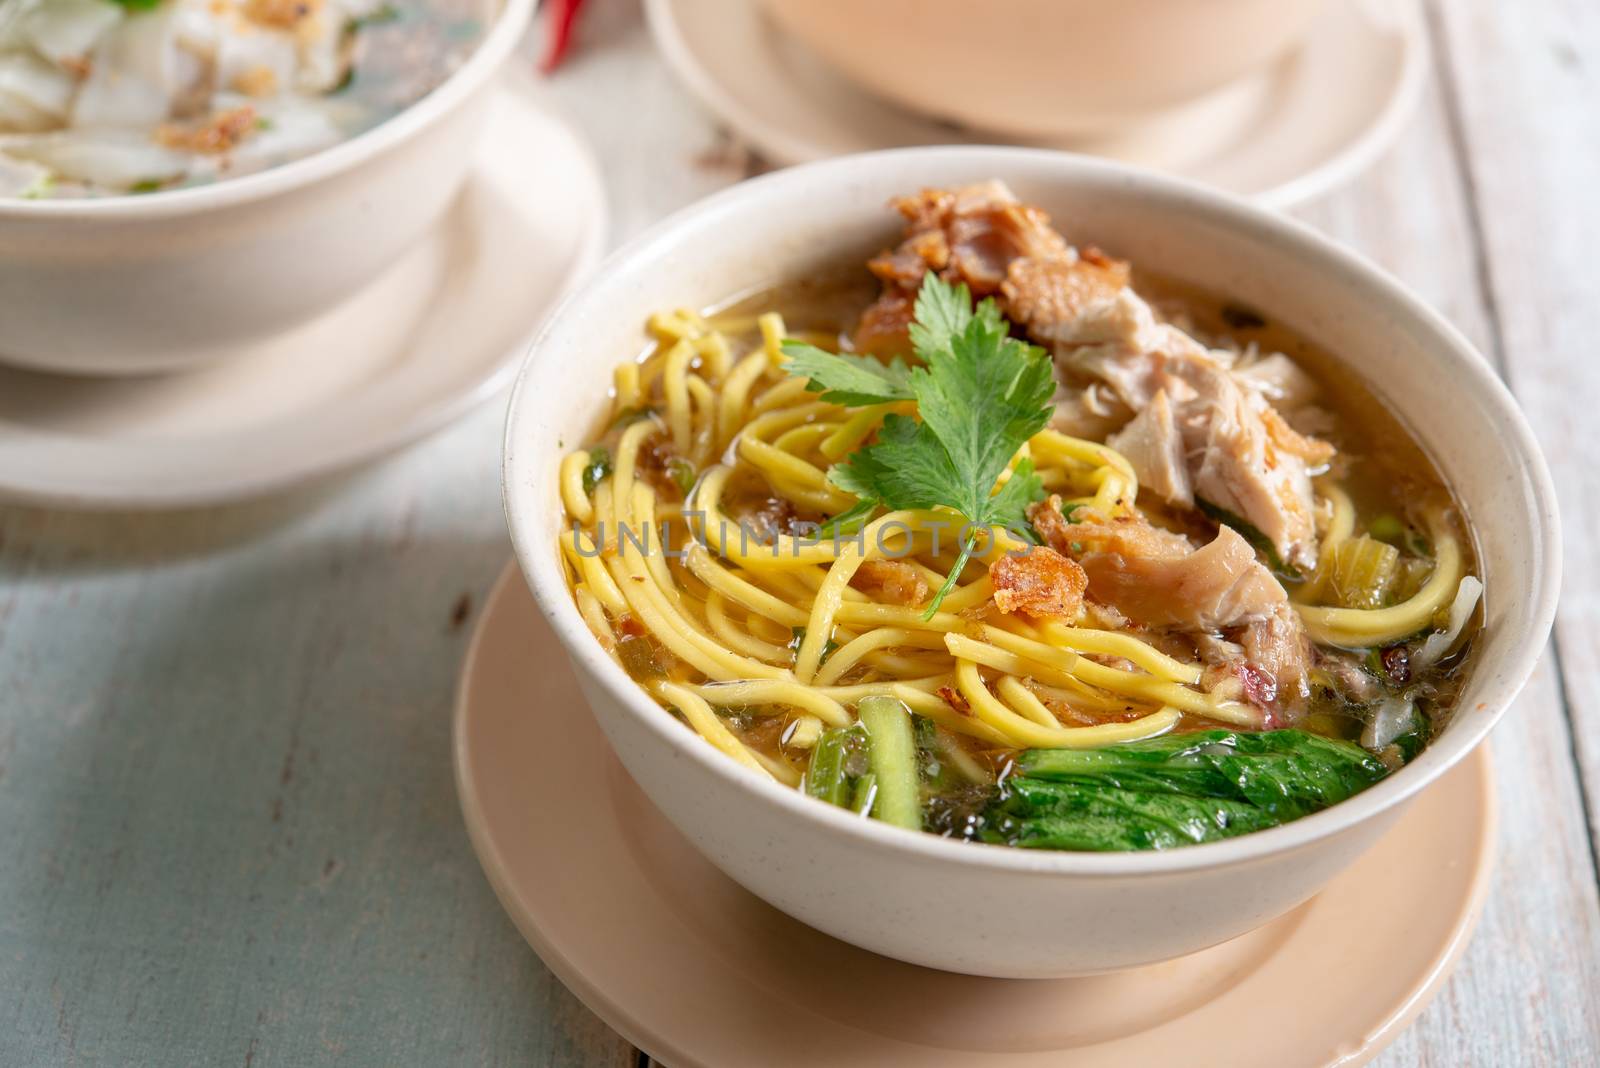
[0,0,534,220]
[504,145,1561,878]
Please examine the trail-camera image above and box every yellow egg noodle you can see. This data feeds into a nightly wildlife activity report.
[558,311,1470,777]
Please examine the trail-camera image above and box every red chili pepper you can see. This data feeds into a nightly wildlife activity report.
[540,0,587,73]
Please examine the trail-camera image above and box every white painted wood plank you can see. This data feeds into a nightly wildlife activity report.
[1303,2,1600,1062]
[537,0,761,244]
[0,415,638,1067]
[1432,0,1600,860]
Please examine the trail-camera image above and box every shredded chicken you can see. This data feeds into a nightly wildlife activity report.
[1234,352,1321,410]
[990,546,1087,621]
[1028,497,1311,706]
[859,181,1333,573]
[1048,380,1132,440]
[1107,388,1191,506]
[1062,515,1285,631]
[850,559,929,607]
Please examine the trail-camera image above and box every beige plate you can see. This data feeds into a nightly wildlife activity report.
[645,0,1427,210]
[456,563,1496,1067]
[0,77,605,509]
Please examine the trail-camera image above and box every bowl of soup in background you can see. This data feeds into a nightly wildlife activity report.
[0,0,532,375]
[758,0,1331,140]
[502,147,1558,978]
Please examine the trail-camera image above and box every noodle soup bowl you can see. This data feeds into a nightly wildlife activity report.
[0,0,532,375]
[503,147,1559,977]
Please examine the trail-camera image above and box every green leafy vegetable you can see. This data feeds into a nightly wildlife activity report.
[780,345,914,407]
[581,446,612,496]
[1366,514,1406,545]
[610,405,658,430]
[987,729,1389,851]
[780,274,1055,615]
[1330,536,1400,610]
[989,778,1280,851]
[667,457,697,495]
[1196,497,1295,577]
[1392,714,1429,763]
[850,772,879,815]
[109,0,162,9]
[856,696,922,830]
[788,627,839,665]
[805,725,870,808]
[810,498,878,539]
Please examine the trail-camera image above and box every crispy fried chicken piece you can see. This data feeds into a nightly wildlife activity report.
[990,545,1087,621]
[851,290,915,356]
[867,181,1071,296]
[850,559,929,607]
[1001,247,1130,342]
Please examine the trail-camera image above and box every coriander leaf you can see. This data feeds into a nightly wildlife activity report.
[780,341,915,406]
[908,313,1055,531]
[823,460,881,503]
[986,459,1044,537]
[787,275,1057,617]
[812,498,878,539]
[906,270,1004,356]
[827,413,958,513]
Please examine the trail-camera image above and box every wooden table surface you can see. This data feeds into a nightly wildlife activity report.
[3,0,1598,1064]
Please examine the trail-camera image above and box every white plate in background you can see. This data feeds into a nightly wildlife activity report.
[646,0,1427,209]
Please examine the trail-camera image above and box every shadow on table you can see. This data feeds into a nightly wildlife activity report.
[0,526,625,1064]
[0,472,369,571]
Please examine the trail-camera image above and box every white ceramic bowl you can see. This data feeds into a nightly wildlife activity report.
[758,0,1330,139]
[0,0,533,376]
[503,147,1559,978]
